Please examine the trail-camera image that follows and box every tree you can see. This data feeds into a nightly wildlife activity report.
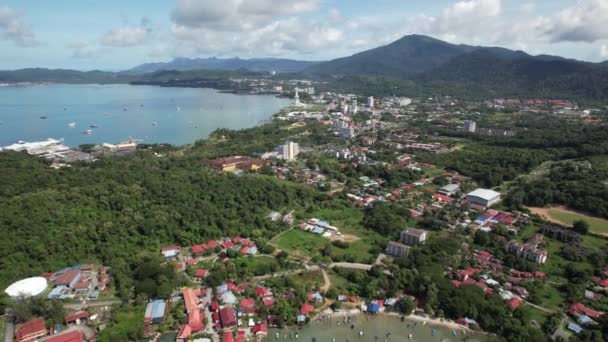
[399,297,415,315]
[573,220,590,235]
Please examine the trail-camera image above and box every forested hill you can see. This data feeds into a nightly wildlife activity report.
[0,150,318,298]
[129,57,320,74]
[415,50,608,101]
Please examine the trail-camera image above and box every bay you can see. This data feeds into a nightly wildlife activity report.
[0,84,290,146]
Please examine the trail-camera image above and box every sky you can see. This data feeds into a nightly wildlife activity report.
[0,0,607,70]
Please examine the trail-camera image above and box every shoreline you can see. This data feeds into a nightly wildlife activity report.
[316,308,478,333]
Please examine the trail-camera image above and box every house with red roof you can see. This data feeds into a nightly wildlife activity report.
[252,323,268,336]
[65,311,88,325]
[569,303,604,320]
[236,330,246,342]
[507,297,522,310]
[592,276,608,288]
[433,194,453,203]
[15,318,47,342]
[207,240,218,249]
[232,236,242,243]
[300,304,314,315]
[194,269,209,279]
[255,286,269,297]
[186,259,198,266]
[40,331,83,342]
[222,241,235,249]
[220,306,237,327]
[262,297,274,307]
[191,245,206,254]
[176,325,191,342]
[222,331,234,342]
[240,298,257,314]
[188,309,204,332]
[54,270,81,288]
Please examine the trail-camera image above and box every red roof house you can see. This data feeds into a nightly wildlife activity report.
[569,303,604,319]
[252,323,268,336]
[300,304,314,315]
[194,269,209,279]
[65,311,88,325]
[15,318,47,342]
[507,297,522,310]
[40,331,83,342]
[191,245,206,254]
[207,240,218,249]
[54,270,81,287]
[222,331,234,342]
[240,298,257,314]
[220,307,237,327]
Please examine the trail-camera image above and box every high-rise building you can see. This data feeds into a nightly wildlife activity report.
[400,229,427,245]
[385,241,410,258]
[293,89,301,106]
[464,120,477,133]
[368,96,375,108]
[352,100,358,114]
[278,141,299,160]
[399,97,412,107]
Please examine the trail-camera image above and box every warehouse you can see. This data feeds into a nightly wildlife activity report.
[466,189,501,208]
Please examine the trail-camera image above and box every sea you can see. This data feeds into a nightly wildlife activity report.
[0,84,291,147]
[270,314,487,342]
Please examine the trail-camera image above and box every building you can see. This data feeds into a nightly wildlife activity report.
[204,156,264,172]
[464,120,477,133]
[368,96,375,108]
[304,87,315,95]
[339,127,355,139]
[278,141,300,160]
[160,246,180,259]
[399,97,412,107]
[400,229,427,246]
[505,234,548,264]
[15,318,47,342]
[293,89,302,106]
[40,331,83,342]
[352,100,358,114]
[466,189,501,208]
[145,299,167,325]
[438,184,460,196]
[54,270,81,288]
[385,241,410,258]
[220,306,237,328]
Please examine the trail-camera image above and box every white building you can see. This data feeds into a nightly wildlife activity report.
[278,141,300,160]
[305,87,315,95]
[400,229,427,246]
[399,97,412,107]
[368,96,375,109]
[352,100,358,114]
[464,120,477,133]
[466,189,501,208]
[293,89,302,106]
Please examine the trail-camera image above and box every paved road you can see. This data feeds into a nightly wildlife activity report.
[3,314,14,342]
[63,300,121,310]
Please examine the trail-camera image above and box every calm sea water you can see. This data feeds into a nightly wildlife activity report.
[0,84,290,146]
[271,315,486,342]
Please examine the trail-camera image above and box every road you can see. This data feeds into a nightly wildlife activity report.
[3,314,14,342]
[63,300,121,310]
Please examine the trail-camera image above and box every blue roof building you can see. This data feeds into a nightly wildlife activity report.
[567,323,583,334]
[150,299,166,324]
[367,303,380,314]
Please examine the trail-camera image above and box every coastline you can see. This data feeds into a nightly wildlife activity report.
[316,308,477,333]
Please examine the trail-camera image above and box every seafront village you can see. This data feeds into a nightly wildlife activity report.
[2,79,608,342]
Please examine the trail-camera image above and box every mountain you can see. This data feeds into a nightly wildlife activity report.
[0,68,135,84]
[306,34,569,78]
[414,50,608,100]
[128,57,320,74]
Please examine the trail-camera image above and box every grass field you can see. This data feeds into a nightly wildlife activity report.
[547,208,608,234]
[288,270,324,288]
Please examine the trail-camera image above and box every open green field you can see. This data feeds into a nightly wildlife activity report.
[547,208,608,234]
[288,270,325,288]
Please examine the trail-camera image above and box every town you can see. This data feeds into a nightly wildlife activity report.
[3,82,607,342]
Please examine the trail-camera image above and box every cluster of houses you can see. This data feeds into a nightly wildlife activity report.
[44,264,110,300]
[14,318,89,342]
[298,219,340,238]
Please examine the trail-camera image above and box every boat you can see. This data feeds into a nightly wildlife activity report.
[408,333,412,340]
[176,106,181,112]
[152,122,157,126]
[452,329,457,336]
[83,129,93,135]
[40,116,47,119]
[90,125,98,128]
[68,122,76,128]
[359,331,363,337]
[432,328,437,336]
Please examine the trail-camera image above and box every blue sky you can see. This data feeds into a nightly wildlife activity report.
[0,0,607,70]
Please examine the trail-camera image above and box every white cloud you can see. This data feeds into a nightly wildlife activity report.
[101,26,149,47]
[68,42,99,59]
[0,6,38,47]
[544,0,608,43]
[601,45,608,59]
